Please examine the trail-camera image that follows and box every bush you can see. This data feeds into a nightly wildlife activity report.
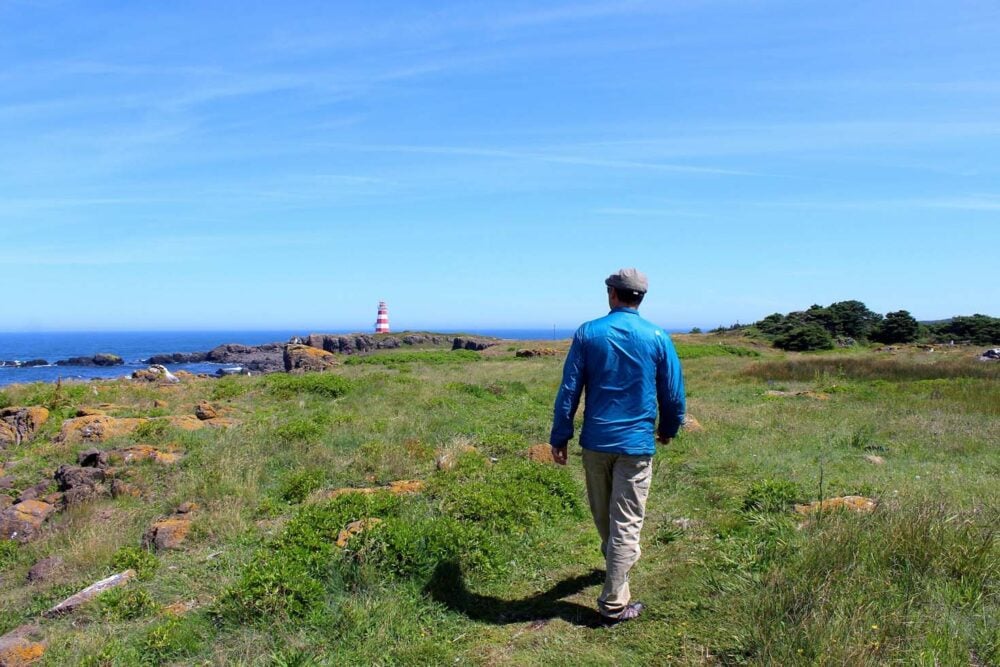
[276,468,328,504]
[273,417,325,444]
[99,587,159,620]
[774,324,834,351]
[264,373,352,399]
[110,546,159,581]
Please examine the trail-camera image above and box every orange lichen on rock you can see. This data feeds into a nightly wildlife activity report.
[0,406,50,447]
[143,518,191,550]
[163,415,205,431]
[163,600,198,616]
[56,415,146,444]
[0,500,57,542]
[110,445,183,465]
[525,443,556,464]
[0,632,45,666]
[794,495,877,516]
[335,518,383,548]
[682,415,704,433]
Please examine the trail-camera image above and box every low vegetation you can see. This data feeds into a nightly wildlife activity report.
[0,336,996,665]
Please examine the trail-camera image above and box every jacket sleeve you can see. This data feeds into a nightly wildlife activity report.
[550,329,586,448]
[656,336,686,439]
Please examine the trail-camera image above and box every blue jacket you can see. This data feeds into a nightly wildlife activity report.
[550,307,685,456]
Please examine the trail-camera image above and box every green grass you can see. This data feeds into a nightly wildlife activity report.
[0,336,996,665]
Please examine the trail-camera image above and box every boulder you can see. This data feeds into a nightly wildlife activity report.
[77,448,109,468]
[0,625,46,666]
[142,504,197,551]
[283,344,338,373]
[452,337,497,351]
[515,348,560,358]
[979,348,1000,361]
[44,570,136,617]
[0,407,49,448]
[0,500,56,542]
[26,556,63,584]
[194,402,218,420]
[15,481,52,504]
[54,465,106,506]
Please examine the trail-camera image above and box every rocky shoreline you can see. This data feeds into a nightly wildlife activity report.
[4,333,500,376]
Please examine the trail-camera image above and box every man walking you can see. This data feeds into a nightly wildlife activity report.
[550,268,685,624]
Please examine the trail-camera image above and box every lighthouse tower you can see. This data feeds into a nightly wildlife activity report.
[375,301,390,334]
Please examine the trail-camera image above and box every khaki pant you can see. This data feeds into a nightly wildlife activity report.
[581,448,653,617]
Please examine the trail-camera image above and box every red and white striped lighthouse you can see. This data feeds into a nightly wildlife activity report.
[375,301,390,334]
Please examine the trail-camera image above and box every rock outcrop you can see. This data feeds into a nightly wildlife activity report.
[284,344,338,372]
[54,465,107,506]
[55,354,123,367]
[55,415,146,444]
[794,496,876,516]
[143,503,197,551]
[144,352,209,365]
[0,624,46,666]
[452,337,497,351]
[0,500,56,542]
[0,407,49,448]
[206,343,285,373]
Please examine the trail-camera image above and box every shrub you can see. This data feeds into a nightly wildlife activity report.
[264,373,352,399]
[276,468,328,504]
[110,546,159,580]
[273,417,325,444]
[218,550,326,621]
[0,540,19,569]
[774,324,834,351]
[99,587,159,620]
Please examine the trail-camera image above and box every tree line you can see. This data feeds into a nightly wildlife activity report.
[709,301,1000,351]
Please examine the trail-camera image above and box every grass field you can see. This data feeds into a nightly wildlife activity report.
[1,335,997,665]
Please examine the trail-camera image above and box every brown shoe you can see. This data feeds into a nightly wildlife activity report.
[601,601,644,626]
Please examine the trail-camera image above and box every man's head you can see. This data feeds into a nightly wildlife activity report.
[605,268,647,308]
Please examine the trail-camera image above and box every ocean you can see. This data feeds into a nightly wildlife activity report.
[0,329,579,387]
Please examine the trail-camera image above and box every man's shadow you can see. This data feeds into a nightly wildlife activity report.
[425,561,605,628]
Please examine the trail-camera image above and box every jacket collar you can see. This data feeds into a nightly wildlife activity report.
[610,307,639,315]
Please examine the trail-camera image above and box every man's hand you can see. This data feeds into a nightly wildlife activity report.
[657,433,673,445]
[550,445,568,465]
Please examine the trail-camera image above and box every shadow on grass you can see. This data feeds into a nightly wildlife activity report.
[425,561,605,628]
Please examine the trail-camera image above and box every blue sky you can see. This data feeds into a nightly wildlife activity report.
[2,0,998,332]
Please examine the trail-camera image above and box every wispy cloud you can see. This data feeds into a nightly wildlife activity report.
[336,143,754,176]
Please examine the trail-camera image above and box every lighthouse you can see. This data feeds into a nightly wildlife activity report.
[375,301,390,334]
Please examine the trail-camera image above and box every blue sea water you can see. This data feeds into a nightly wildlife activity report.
[0,329,580,387]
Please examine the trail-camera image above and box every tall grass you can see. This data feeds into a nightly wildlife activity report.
[746,356,998,382]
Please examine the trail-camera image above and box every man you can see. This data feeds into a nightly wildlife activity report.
[549,268,685,624]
